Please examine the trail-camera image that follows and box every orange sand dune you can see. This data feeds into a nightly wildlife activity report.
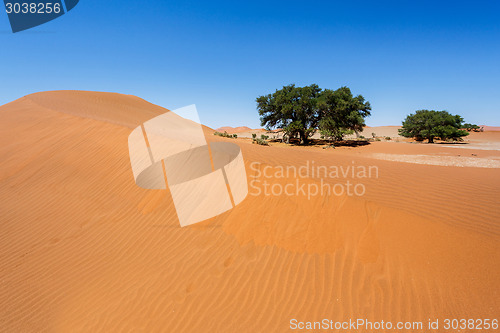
[1,91,499,332]
[481,125,500,132]
[216,126,253,133]
[216,126,268,134]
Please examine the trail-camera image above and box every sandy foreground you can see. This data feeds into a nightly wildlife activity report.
[1,91,499,332]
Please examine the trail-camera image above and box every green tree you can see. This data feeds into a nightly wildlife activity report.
[462,123,481,132]
[399,110,469,143]
[257,85,371,145]
[318,87,371,141]
[257,84,322,144]
[318,117,354,143]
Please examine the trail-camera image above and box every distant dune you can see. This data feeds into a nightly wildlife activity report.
[216,126,256,133]
[1,91,499,332]
[481,125,500,131]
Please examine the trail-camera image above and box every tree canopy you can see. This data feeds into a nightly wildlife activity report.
[318,87,371,141]
[256,84,371,144]
[398,110,469,143]
[462,123,482,132]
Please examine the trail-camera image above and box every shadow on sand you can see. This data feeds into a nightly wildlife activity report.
[270,138,371,147]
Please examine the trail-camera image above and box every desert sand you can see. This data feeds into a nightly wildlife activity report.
[1,91,499,332]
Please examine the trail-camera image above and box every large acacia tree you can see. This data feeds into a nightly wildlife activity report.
[256,84,321,144]
[399,110,469,143]
[256,84,371,144]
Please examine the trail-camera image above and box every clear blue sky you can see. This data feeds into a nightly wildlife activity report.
[1,0,499,128]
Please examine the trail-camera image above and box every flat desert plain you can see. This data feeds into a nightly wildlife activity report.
[1,91,499,332]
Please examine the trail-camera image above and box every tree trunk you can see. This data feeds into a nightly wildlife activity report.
[299,131,308,145]
[428,136,434,143]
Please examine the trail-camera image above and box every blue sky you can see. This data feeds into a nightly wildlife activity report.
[1,0,499,128]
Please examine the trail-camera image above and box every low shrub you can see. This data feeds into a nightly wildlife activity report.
[253,138,269,146]
[214,131,236,139]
